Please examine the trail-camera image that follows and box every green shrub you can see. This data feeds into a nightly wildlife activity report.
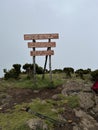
[52,69,63,74]
[75,69,84,79]
[65,95,79,108]
[63,67,74,78]
[23,63,44,79]
[4,69,19,80]
[3,64,21,80]
[91,69,98,81]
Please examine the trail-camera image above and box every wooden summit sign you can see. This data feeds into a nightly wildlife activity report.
[24,33,59,40]
[24,33,59,82]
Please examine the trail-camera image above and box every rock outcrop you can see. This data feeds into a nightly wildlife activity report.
[62,80,98,130]
[27,118,48,130]
[74,109,98,130]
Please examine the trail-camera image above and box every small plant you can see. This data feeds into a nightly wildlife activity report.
[47,81,55,89]
[65,95,79,108]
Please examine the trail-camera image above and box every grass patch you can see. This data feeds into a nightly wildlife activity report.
[65,95,79,108]
[0,73,89,129]
[0,99,59,130]
[0,94,79,130]
[0,108,32,130]
[29,98,58,119]
[0,73,66,90]
[46,94,79,109]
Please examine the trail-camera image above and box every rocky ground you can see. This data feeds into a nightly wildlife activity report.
[62,80,98,130]
[0,80,98,130]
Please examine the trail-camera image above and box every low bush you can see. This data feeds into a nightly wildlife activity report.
[91,69,98,81]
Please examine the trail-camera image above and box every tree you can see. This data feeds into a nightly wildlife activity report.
[23,63,31,73]
[63,67,74,78]
[13,64,21,74]
[22,63,44,79]
[3,64,21,80]
[36,66,43,74]
[83,68,91,74]
[75,69,84,79]
[91,70,98,81]
[52,69,63,74]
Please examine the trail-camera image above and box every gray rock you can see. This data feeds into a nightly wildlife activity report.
[73,125,80,130]
[52,94,59,100]
[61,88,68,96]
[94,95,98,105]
[63,80,83,90]
[74,109,98,130]
[61,80,83,96]
[27,118,48,130]
[33,90,39,93]
[93,104,98,113]
[82,84,92,91]
[1,94,12,104]
[78,92,95,110]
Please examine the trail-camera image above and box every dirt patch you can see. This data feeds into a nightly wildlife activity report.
[0,85,63,112]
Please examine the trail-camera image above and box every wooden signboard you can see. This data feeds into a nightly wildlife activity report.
[24,33,59,40]
[24,33,59,82]
[28,42,56,48]
[30,50,54,56]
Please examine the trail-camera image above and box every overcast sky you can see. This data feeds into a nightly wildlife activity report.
[0,0,98,77]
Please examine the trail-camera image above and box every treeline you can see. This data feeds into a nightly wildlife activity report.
[3,63,98,81]
[3,63,44,80]
[53,67,98,81]
[53,68,91,79]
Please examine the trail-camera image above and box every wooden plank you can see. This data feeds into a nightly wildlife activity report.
[28,42,56,48]
[24,33,59,40]
[30,50,54,56]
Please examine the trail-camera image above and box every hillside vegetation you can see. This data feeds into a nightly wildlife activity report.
[0,69,97,130]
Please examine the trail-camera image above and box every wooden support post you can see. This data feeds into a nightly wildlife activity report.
[49,54,52,82]
[42,48,50,79]
[42,54,48,79]
[32,39,36,82]
[48,39,52,82]
[42,39,51,79]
